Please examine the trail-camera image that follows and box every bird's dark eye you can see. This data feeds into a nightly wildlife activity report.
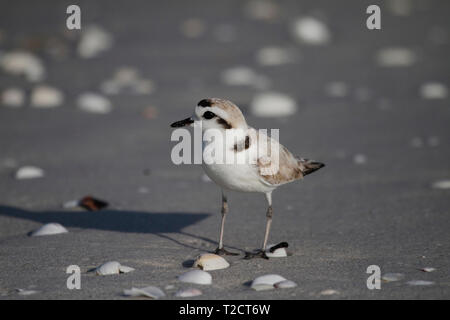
[203,111,216,119]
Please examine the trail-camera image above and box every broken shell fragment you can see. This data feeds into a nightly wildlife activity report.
[320,289,339,296]
[251,274,287,291]
[1,87,25,108]
[265,243,288,258]
[178,270,212,285]
[123,286,165,299]
[30,223,68,236]
[274,280,297,289]
[250,92,297,118]
[193,253,230,271]
[175,288,202,298]
[95,261,134,275]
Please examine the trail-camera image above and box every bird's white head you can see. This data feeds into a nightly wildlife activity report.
[170,98,247,131]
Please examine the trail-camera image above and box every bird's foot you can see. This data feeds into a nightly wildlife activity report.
[244,249,269,260]
[214,247,239,256]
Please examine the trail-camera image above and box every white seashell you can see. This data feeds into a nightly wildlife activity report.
[407,280,434,286]
[320,289,339,296]
[123,286,165,299]
[30,85,64,108]
[0,51,45,82]
[15,166,44,179]
[420,82,448,99]
[291,17,331,45]
[95,261,134,275]
[382,273,404,282]
[178,270,212,285]
[193,253,230,271]
[77,92,112,114]
[251,274,287,291]
[274,280,297,289]
[175,288,203,298]
[1,87,25,108]
[432,180,450,189]
[221,66,258,86]
[265,244,287,258]
[376,47,416,67]
[250,92,297,118]
[62,200,80,209]
[31,223,68,236]
[17,289,38,296]
[256,47,297,66]
[78,25,113,59]
[421,267,436,273]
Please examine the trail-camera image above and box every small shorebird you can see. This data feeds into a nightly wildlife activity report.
[171,98,324,259]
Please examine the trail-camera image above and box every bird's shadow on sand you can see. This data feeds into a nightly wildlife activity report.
[0,205,223,251]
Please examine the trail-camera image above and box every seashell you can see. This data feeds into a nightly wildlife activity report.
[178,270,212,285]
[256,47,297,66]
[382,273,404,282]
[193,253,230,271]
[0,51,45,82]
[291,17,331,45]
[250,92,297,118]
[381,273,404,282]
[407,280,434,286]
[420,82,448,99]
[320,289,339,296]
[123,286,165,299]
[274,280,297,289]
[30,223,68,236]
[251,274,286,291]
[77,92,112,114]
[30,85,64,108]
[421,267,436,273]
[15,166,44,179]
[17,289,38,296]
[432,180,450,189]
[376,47,416,67]
[95,261,134,275]
[78,25,113,59]
[1,87,25,108]
[175,288,202,298]
[265,244,287,258]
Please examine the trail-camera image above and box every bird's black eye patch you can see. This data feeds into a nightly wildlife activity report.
[203,111,216,119]
[198,99,212,107]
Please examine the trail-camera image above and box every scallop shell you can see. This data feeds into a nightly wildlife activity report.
[193,253,230,271]
[251,274,287,291]
[30,223,68,236]
[95,261,135,275]
[178,270,212,285]
[175,288,202,298]
[123,286,165,299]
[265,244,288,258]
[274,280,297,289]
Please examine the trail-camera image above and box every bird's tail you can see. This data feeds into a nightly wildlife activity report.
[297,158,325,176]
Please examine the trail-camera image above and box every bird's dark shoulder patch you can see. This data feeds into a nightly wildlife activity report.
[234,135,250,152]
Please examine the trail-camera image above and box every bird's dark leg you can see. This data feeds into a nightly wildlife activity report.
[214,191,238,256]
[244,192,272,260]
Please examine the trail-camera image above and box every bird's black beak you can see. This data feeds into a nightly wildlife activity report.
[170,117,194,128]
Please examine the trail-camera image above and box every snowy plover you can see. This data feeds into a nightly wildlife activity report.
[171,98,324,259]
